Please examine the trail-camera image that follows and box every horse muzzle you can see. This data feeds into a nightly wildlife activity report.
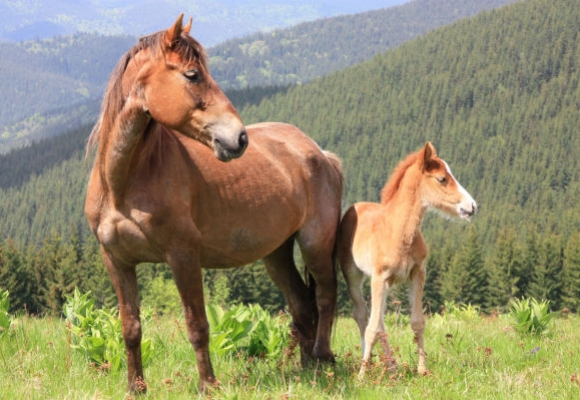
[213,129,248,162]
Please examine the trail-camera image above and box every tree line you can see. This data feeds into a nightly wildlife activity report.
[2,224,580,316]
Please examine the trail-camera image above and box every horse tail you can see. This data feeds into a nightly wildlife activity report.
[322,150,344,330]
[322,150,344,193]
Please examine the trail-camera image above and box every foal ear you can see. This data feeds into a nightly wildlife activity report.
[183,17,193,35]
[422,142,438,171]
[164,13,184,46]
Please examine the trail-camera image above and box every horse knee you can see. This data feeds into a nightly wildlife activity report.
[122,318,142,348]
[410,316,426,336]
[188,322,210,350]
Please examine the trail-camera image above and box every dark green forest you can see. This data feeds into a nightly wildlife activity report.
[2,0,580,317]
[0,0,515,153]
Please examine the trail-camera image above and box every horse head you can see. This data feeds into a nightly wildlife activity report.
[121,14,247,161]
[419,142,477,219]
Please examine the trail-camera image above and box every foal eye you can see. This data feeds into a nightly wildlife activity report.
[436,176,447,184]
[184,69,201,83]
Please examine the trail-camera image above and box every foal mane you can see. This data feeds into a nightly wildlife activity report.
[86,30,209,159]
[379,149,423,205]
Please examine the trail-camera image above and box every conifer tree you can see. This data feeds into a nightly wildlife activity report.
[561,232,580,312]
[0,239,34,313]
[527,234,563,310]
[31,232,80,314]
[442,228,487,308]
[487,228,521,310]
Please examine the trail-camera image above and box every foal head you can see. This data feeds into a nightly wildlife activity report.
[418,142,477,219]
[96,14,247,161]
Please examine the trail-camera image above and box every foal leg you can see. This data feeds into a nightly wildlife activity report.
[409,263,428,374]
[101,250,145,393]
[263,238,318,363]
[359,273,390,380]
[340,256,369,352]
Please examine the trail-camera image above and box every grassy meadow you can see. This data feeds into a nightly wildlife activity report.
[1,308,580,399]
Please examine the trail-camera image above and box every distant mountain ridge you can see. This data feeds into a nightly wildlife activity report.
[0,0,408,46]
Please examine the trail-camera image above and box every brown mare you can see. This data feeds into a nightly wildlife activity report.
[338,142,476,379]
[85,15,343,393]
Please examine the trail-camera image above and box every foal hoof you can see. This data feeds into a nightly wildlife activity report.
[357,361,369,381]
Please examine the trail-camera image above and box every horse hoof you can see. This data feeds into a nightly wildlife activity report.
[312,346,335,363]
[129,377,148,395]
[417,364,429,375]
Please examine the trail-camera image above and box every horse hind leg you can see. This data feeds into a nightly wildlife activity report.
[100,250,146,394]
[409,263,428,374]
[263,238,318,364]
[359,273,391,380]
[296,228,338,363]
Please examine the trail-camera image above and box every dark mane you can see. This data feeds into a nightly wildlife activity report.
[380,150,422,205]
[85,30,208,159]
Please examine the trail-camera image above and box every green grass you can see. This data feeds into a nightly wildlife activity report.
[1,311,580,399]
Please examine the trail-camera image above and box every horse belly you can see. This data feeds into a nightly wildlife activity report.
[200,223,295,269]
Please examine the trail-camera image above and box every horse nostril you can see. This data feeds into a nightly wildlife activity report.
[238,130,248,149]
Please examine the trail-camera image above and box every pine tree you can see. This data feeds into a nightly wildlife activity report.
[527,234,563,310]
[31,232,80,314]
[561,232,580,312]
[77,236,117,309]
[487,228,520,310]
[443,228,488,308]
[0,239,35,313]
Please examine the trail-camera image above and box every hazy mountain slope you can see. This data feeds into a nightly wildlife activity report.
[0,0,408,46]
[0,35,134,134]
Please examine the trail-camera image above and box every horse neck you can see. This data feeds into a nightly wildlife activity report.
[97,98,152,207]
[382,174,426,247]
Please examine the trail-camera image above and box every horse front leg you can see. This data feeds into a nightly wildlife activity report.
[409,262,428,374]
[101,250,146,393]
[168,251,216,393]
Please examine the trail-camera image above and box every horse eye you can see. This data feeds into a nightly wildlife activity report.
[437,176,447,184]
[184,69,201,83]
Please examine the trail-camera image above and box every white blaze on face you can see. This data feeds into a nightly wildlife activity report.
[443,161,477,218]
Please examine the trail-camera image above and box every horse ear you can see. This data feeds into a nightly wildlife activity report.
[183,17,193,35]
[422,142,437,171]
[164,13,184,46]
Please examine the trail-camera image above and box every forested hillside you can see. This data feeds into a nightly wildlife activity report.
[208,0,518,88]
[0,0,515,153]
[0,34,134,151]
[2,0,580,316]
